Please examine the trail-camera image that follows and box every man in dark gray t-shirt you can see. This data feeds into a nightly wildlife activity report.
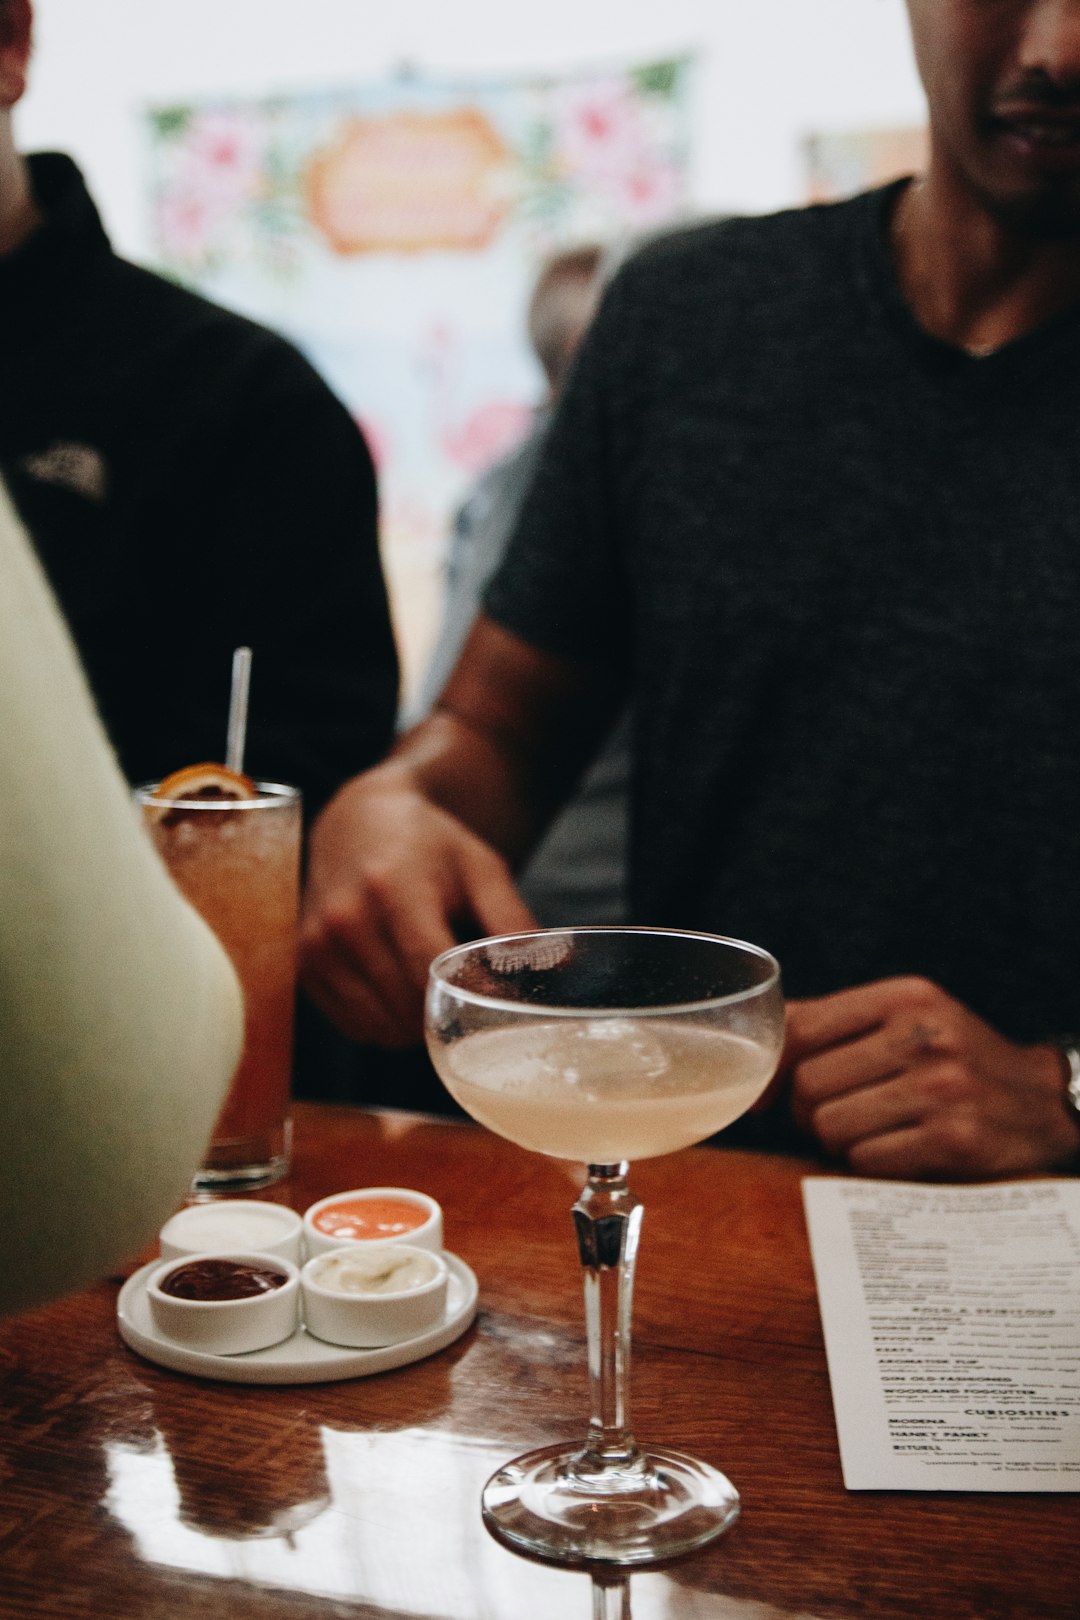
[482,183,1080,1142]
[302,0,1080,1181]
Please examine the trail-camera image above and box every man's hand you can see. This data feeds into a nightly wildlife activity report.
[299,771,536,1047]
[298,616,611,1050]
[783,977,1080,1179]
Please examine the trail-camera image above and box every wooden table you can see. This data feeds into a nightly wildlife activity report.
[1,1102,1076,1619]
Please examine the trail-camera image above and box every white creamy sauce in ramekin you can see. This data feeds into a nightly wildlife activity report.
[166,1206,292,1251]
[311,1249,439,1296]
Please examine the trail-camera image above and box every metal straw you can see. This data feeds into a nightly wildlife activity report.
[225,646,252,773]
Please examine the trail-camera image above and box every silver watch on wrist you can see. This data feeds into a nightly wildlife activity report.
[1051,1039,1080,1121]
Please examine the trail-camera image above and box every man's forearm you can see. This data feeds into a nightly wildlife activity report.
[387,614,614,866]
[373,708,534,864]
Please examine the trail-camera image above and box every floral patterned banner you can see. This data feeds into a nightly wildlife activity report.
[144,59,694,692]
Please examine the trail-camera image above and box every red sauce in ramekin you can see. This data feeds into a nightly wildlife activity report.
[312,1197,428,1241]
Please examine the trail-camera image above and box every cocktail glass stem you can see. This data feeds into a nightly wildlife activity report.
[479,1136,739,1564]
[591,1574,631,1619]
[571,1162,643,1476]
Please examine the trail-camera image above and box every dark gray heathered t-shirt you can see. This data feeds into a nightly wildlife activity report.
[484,183,1080,1044]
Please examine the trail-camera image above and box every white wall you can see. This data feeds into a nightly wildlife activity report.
[17,0,927,263]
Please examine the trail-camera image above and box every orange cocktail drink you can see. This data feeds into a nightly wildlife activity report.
[138,775,301,1190]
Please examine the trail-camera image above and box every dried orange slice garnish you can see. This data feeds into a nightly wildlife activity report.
[153,762,258,801]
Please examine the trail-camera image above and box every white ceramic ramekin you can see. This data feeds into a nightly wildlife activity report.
[302,1187,443,1258]
[159,1201,303,1265]
[300,1245,449,1348]
[146,1251,300,1354]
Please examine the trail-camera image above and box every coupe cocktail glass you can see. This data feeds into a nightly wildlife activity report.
[425,926,783,1567]
[137,780,301,1191]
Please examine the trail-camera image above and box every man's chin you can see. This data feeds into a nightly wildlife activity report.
[983,183,1080,242]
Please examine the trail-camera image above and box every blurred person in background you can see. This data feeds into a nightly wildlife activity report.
[0,0,398,1098]
[0,480,243,1316]
[301,0,1080,1181]
[417,242,630,928]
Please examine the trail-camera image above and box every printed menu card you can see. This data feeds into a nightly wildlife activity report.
[802,1177,1080,1491]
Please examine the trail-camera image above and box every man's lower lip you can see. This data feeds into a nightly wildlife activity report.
[996,124,1080,172]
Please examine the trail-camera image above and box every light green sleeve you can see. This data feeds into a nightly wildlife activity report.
[0,483,244,1316]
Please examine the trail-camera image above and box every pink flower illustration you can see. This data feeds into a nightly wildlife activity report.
[355,413,391,473]
[609,157,683,224]
[178,111,263,208]
[154,110,267,267]
[553,79,651,188]
[440,398,532,475]
[155,189,221,266]
[424,323,532,475]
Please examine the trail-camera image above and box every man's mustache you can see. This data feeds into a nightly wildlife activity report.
[992,73,1080,116]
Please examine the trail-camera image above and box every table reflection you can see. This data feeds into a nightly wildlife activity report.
[102,1422,811,1618]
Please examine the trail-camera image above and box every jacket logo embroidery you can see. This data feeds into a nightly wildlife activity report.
[19,441,108,503]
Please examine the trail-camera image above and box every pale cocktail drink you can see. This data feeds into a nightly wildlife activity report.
[138,779,300,1189]
[426,927,784,1568]
[432,1019,775,1162]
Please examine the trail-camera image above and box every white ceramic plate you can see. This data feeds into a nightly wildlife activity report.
[117,1251,478,1384]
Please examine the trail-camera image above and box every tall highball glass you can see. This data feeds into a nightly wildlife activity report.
[137,780,300,1191]
[425,926,784,1567]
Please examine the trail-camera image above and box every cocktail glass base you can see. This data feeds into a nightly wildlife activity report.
[191,1119,292,1196]
[481,1441,740,1568]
